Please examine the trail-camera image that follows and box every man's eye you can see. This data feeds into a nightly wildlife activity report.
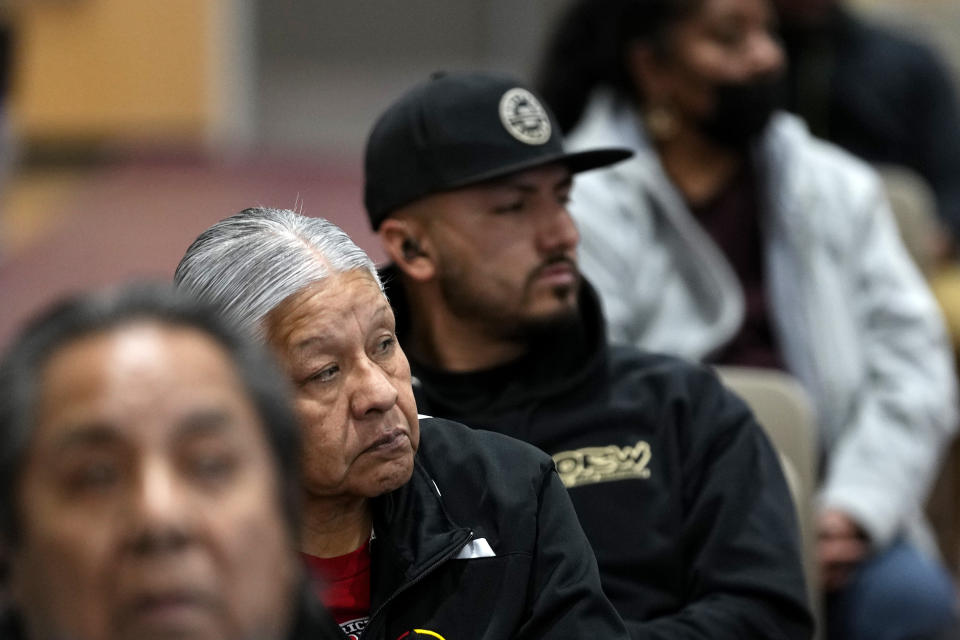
[493,200,525,214]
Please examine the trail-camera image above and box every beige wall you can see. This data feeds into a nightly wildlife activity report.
[7,0,958,155]
[9,0,251,146]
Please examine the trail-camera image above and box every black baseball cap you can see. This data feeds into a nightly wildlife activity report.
[363,71,633,229]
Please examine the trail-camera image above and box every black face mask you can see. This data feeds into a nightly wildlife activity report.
[697,75,786,149]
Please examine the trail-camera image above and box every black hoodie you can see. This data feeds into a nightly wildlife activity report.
[384,266,813,640]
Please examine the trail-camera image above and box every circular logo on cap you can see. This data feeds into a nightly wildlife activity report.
[498,88,551,145]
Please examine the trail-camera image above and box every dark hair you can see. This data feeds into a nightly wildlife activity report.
[536,0,703,133]
[0,283,303,548]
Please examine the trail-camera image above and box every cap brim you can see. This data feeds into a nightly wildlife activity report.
[445,146,633,191]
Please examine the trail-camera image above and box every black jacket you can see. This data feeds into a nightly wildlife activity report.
[363,417,629,640]
[384,268,813,640]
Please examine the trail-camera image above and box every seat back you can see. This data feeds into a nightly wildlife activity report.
[716,365,822,636]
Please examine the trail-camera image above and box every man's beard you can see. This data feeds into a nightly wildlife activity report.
[437,257,582,343]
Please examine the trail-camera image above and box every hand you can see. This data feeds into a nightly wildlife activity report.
[818,509,870,592]
[928,226,957,269]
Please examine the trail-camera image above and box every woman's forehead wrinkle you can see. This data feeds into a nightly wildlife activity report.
[278,287,336,341]
[270,274,393,363]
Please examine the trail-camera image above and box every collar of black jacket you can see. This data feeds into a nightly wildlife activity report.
[368,452,473,611]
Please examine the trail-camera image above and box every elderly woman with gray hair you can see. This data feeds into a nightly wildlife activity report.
[174,207,628,640]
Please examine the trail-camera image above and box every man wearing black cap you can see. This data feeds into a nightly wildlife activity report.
[365,71,814,639]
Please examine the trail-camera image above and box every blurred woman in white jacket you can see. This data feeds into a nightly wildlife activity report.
[538,0,959,638]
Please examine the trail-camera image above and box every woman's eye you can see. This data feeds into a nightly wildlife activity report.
[70,462,121,492]
[188,454,237,482]
[376,336,396,354]
[711,25,745,47]
[305,365,339,385]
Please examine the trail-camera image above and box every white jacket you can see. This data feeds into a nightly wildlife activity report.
[567,90,958,553]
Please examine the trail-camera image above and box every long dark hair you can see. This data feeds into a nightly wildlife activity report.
[536,0,703,133]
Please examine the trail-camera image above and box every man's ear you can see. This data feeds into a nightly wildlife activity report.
[379,218,436,282]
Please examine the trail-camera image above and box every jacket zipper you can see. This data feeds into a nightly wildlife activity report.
[360,528,474,640]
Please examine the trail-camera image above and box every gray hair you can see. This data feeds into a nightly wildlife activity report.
[174,207,382,339]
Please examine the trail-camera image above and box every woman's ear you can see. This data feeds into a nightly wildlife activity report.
[626,40,668,104]
[627,41,683,141]
[379,218,436,282]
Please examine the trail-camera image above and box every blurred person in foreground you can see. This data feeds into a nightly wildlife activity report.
[538,0,959,637]
[365,70,812,639]
[174,208,629,640]
[0,283,344,640]
[774,0,960,260]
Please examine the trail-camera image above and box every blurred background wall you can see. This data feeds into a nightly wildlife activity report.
[256,0,568,155]
[0,0,577,347]
[0,0,958,354]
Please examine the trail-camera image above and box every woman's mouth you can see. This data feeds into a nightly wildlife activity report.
[365,430,409,454]
[120,589,218,633]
